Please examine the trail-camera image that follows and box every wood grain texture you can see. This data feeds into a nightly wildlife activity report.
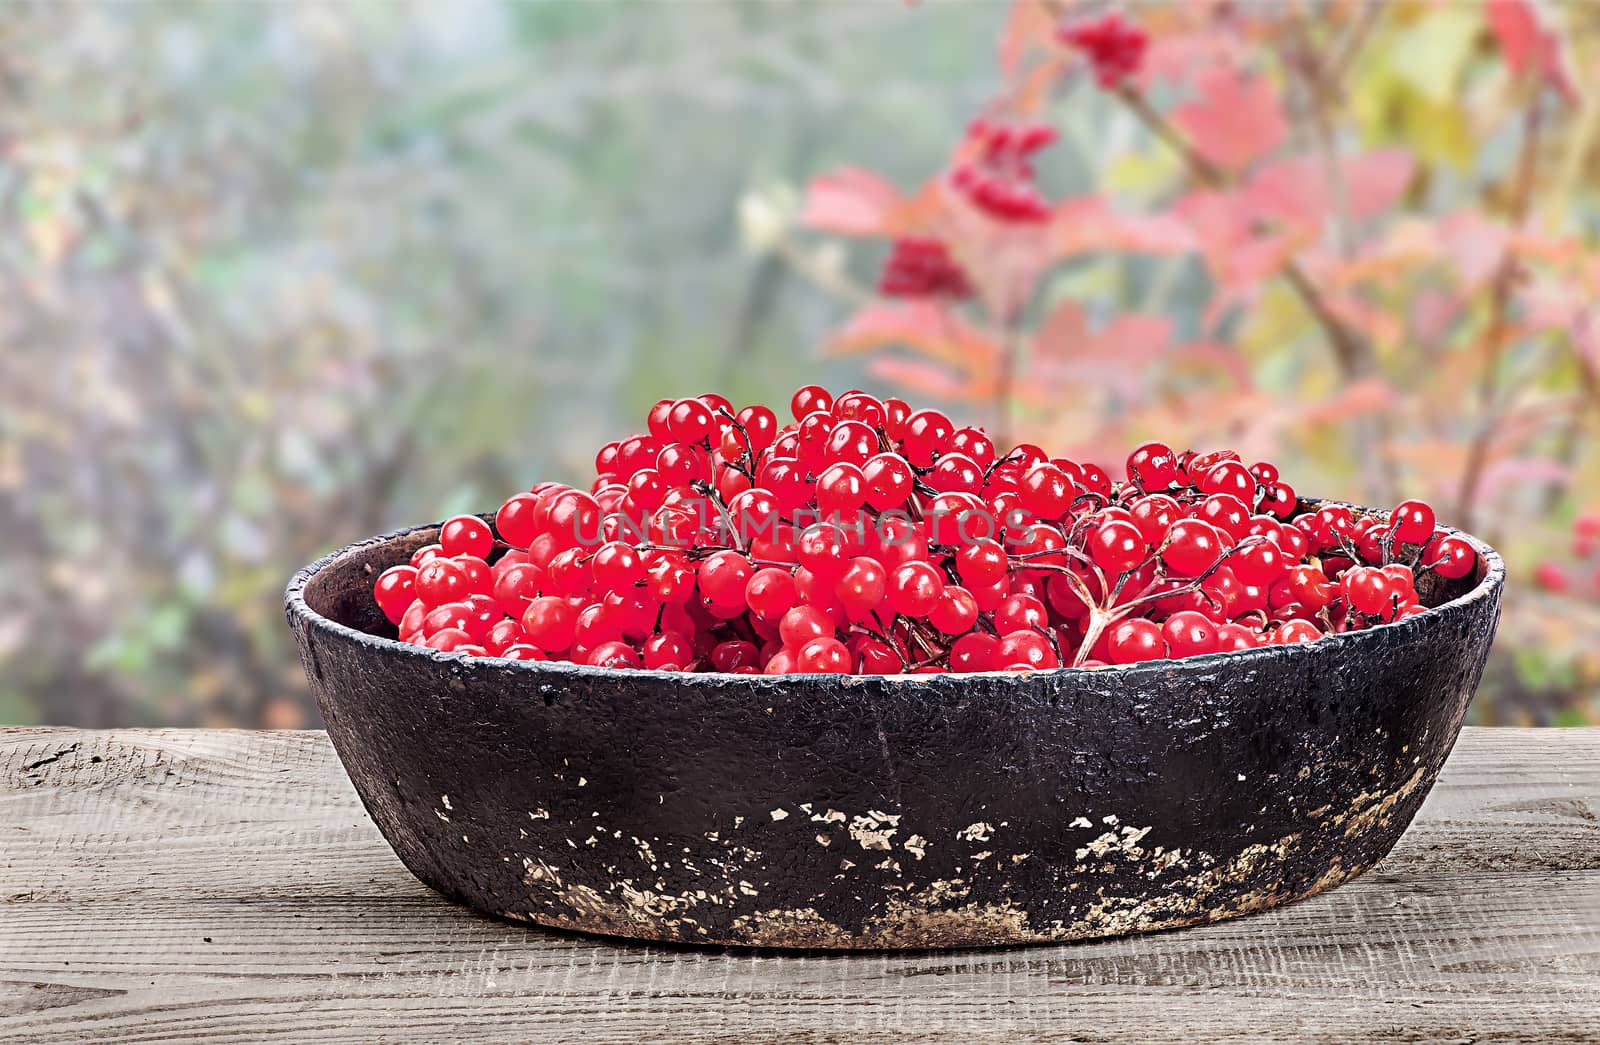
[2,727,1598,1043]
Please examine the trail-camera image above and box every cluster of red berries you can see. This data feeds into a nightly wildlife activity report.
[878,237,973,299]
[950,120,1055,224]
[1534,514,1600,597]
[372,387,1480,675]
[1058,11,1148,89]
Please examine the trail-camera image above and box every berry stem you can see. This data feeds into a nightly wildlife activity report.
[690,481,746,553]
[902,617,944,665]
[718,408,758,478]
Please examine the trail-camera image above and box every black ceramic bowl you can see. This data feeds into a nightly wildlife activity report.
[286,503,1503,950]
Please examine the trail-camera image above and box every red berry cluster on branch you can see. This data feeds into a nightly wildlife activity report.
[878,237,972,299]
[950,120,1056,224]
[1058,11,1148,89]
[373,388,1480,675]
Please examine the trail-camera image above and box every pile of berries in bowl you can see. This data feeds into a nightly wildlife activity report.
[292,384,1502,949]
[370,387,1480,675]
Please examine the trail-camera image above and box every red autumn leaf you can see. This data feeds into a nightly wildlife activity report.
[1172,67,1287,173]
[867,356,975,400]
[1139,28,1247,88]
[1172,188,1302,292]
[1224,234,1301,287]
[1052,195,1196,259]
[800,168,913,238]
[1245,149,1415,227]
[823,301,1000,372]
[1338,149,1416,218]
[1033,307,1173,398]
[1438,211,1512,291]
[1300,378,1398,425]
[1095,314,1172,368]
[1171,189,1249,248]
[1032,301,1089,361]
[1487,0,1578,104]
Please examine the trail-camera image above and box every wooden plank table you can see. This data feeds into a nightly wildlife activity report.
[2,727,1598,1043]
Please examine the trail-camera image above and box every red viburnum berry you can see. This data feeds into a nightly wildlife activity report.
[949,119,1056,225]
[878,236,973,299]
[377,387,1477,676]
[1390,499,1436,545]
[1058,11,1148,90]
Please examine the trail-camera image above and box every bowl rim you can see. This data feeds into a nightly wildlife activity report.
[285,498,1506,687]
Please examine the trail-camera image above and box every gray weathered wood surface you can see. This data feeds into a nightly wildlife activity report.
[2,727,1598,1043]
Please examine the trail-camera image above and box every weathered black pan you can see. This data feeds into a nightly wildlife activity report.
[285,503,1502,949]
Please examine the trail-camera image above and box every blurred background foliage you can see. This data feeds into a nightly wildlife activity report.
[0,1,1595,728]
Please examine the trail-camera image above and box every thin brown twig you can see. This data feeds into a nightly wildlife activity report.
[1115,84,1224,187]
